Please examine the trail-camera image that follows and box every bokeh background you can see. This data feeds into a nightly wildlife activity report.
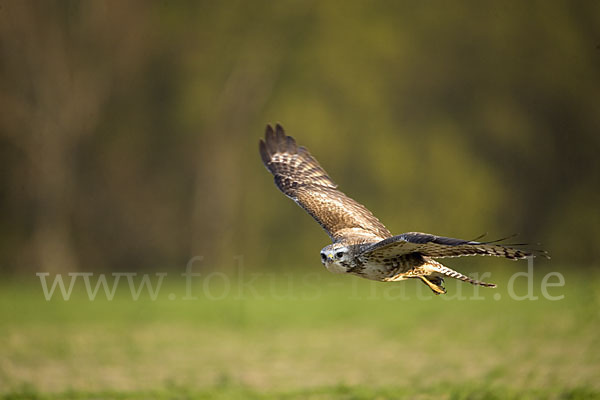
[1,0,599,276]
[2,1,600,398]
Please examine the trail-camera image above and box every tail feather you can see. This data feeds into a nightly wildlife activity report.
[426,259,496,288]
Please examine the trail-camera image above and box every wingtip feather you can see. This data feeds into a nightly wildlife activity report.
[275,123,285,143]
[261,122,300,164]
[265,124,276,146]
[285,135,297,153]
[259,139,270,166]
[275,122,284,134]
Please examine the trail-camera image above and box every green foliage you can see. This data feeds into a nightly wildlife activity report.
[0,1,599,274]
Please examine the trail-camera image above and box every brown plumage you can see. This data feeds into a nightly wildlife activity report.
[259,124,548,295]
[259,124,391,242]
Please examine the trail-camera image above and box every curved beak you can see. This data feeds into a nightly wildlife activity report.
[324,253,334,265]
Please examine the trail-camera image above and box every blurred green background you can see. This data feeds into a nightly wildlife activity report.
[1,2,600,398]
[1,0,599,275]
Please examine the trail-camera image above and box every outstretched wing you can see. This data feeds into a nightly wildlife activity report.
[359,232,548,261]
[259,124,391,242]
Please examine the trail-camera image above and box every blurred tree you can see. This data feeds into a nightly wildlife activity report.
[0,0,157,272]
[0,0,598,274]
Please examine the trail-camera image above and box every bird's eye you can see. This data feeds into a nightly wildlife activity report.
[320,253,326,261]
[335,251,344,259]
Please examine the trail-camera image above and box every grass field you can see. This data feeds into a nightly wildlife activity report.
[1,264,599,399]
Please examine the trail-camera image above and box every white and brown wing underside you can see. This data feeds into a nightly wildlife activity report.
[259,124,391,243]
[360,232,547,262]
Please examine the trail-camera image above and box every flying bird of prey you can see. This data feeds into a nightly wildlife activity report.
[259,124,545,294]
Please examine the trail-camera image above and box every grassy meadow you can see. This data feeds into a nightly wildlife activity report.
[1,264,599,399]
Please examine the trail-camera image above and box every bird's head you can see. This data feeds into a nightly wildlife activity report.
[320,243,351,273]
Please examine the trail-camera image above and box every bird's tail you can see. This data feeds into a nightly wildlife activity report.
[425,259,497,289]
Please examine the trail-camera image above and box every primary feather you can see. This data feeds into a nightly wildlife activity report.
[260,124,391,242]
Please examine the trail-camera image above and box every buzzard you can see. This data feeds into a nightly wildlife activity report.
[259,124,546,294]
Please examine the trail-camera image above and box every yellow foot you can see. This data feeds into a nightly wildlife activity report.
[420,276,447,295]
